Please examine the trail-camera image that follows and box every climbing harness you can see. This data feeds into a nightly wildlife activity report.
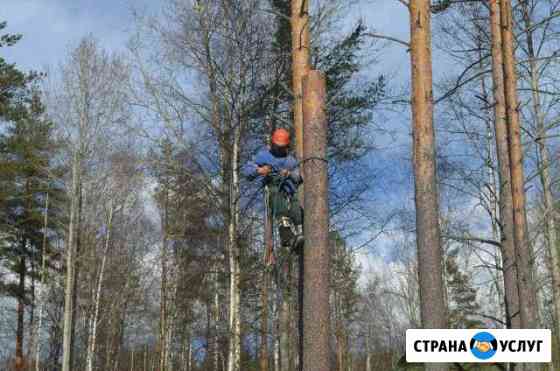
[262,167,301,293]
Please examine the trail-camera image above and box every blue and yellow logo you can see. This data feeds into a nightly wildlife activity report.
[470,332,497,360]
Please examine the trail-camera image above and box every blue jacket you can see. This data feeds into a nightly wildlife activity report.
[242,147,302,195]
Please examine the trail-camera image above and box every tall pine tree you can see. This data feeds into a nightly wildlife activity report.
[0,86,64,370]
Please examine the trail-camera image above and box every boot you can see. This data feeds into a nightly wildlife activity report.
[290,224,304,253]
[278,217,295,248]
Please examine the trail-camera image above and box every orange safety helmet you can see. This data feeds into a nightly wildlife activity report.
[271,128,290,146]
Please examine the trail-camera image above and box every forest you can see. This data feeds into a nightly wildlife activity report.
[0,0,559,370]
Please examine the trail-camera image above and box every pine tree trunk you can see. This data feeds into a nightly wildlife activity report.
[290,3,310,369]
[62,151,81,371]
[227,125,241,371]
[489,0,521,330]
[290,0,310,163]
[499,0,539,329]
[408,3,447,371]
[301,71,331,371]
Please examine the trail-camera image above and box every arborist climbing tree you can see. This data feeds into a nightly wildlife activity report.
[242,128,305,252]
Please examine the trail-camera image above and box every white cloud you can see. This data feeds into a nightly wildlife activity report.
[1,0,156,71]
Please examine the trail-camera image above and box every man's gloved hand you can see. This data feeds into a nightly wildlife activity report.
[257,165,272,176]
[280,169,290,177]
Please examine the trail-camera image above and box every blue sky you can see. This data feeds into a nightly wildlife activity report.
[1,0,157,70]
[1,0,412,71]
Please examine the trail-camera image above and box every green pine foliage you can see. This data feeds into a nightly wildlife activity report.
[0,21,39,120]
[445,250,484,329]
[0,87,65,301]
[316,22,386,161]
[270,0,291,55]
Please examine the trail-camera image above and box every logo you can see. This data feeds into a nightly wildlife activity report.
[470,332,497,360]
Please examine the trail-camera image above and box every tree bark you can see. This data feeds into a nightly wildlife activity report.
[409,3,448,371]
[489,0,522,330]
[291,0,311,163]
[291,3,311,370]
[499,0,539,329]
[302,70,331,371]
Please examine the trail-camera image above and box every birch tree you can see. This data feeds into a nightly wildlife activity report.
[45,37,130,371]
